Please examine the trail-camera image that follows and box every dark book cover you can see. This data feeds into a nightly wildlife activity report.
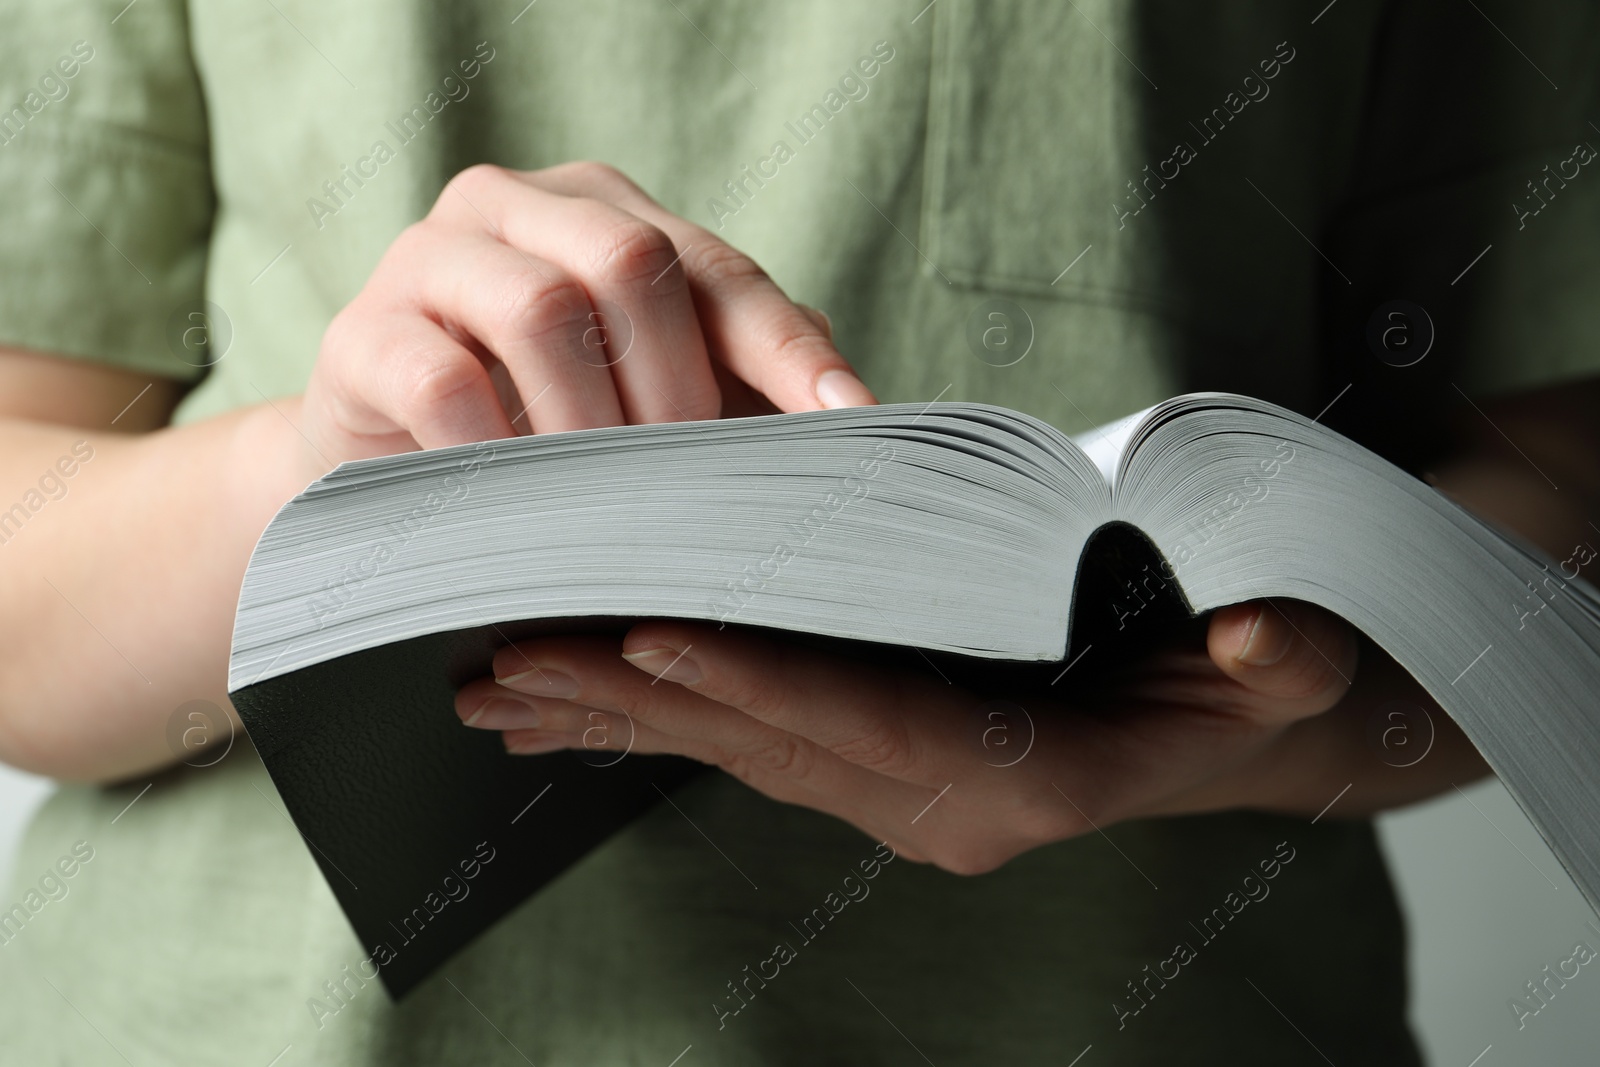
[230,618,704,999]
[227,525,1192,998]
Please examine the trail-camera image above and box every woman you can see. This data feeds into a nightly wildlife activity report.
[1,1,1596,1062]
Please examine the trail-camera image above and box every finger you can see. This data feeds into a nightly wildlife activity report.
[797,304,833,343]
[496,703,934,863]
[314,310,518,453]
[435,168,722,424]
[389,224,626,434]
[527,162,876,414]
[487,636,799,753]
[1206,599,1358,718]
[498,707,699,759]
[464,674,915,824]
[615,622,965,788]
[708,357,782,419]
[490,696,940,860]
[456,678,752,742]
[485,635,952,817]
[501,713,679,758]
[454,682,567,730]
[473,645,956,867]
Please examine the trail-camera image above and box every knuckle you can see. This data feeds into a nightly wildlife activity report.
[830,717,912,776]
[585,218,681,286]
[752,735,806,777]
[1262,634,1356,709]
[494,269,592,337]
[686,240,770,293]
[745,734,814,777]
[575,160,626,186]
[547,160,635,195]
[448,162,512,199]
[760,315,838,369]
[402,353,485,416]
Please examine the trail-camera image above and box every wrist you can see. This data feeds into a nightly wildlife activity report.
[230,394,333,516]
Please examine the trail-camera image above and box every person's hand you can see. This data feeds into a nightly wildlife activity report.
[294,161,871,482]
[453,600,1489,872]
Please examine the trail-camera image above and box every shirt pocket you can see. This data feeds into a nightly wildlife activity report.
[918,0,1201,320]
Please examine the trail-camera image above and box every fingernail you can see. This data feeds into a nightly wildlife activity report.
[800,304,834,341]
[622,646,703,685]
[496,667,580,699]
[463,697,538,729]
[506,732,569,756]
[1238,607,1294,667]
[815,369,876,410]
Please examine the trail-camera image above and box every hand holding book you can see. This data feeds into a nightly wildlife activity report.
[454,601,1487,873]
[221,159,1600,993]
[232,391,1600,994]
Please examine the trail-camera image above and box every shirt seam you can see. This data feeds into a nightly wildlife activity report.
[1,117,208,172]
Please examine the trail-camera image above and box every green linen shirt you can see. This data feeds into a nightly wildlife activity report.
[2,1,1597,1063]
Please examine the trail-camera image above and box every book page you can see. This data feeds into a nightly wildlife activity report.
[1070,405,1157,484]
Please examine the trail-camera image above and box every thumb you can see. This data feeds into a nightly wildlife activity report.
[1206,599,1358,718]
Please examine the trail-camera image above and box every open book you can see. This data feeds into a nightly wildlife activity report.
[228,393,1600,997]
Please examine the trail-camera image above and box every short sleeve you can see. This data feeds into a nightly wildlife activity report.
[1327,0,1600,398]
[0,1,213,382]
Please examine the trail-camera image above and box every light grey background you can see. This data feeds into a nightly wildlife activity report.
[1378,779,1599,1063]
[1,764,1595,1060]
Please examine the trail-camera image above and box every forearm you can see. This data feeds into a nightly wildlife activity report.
[0,400,314,781]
